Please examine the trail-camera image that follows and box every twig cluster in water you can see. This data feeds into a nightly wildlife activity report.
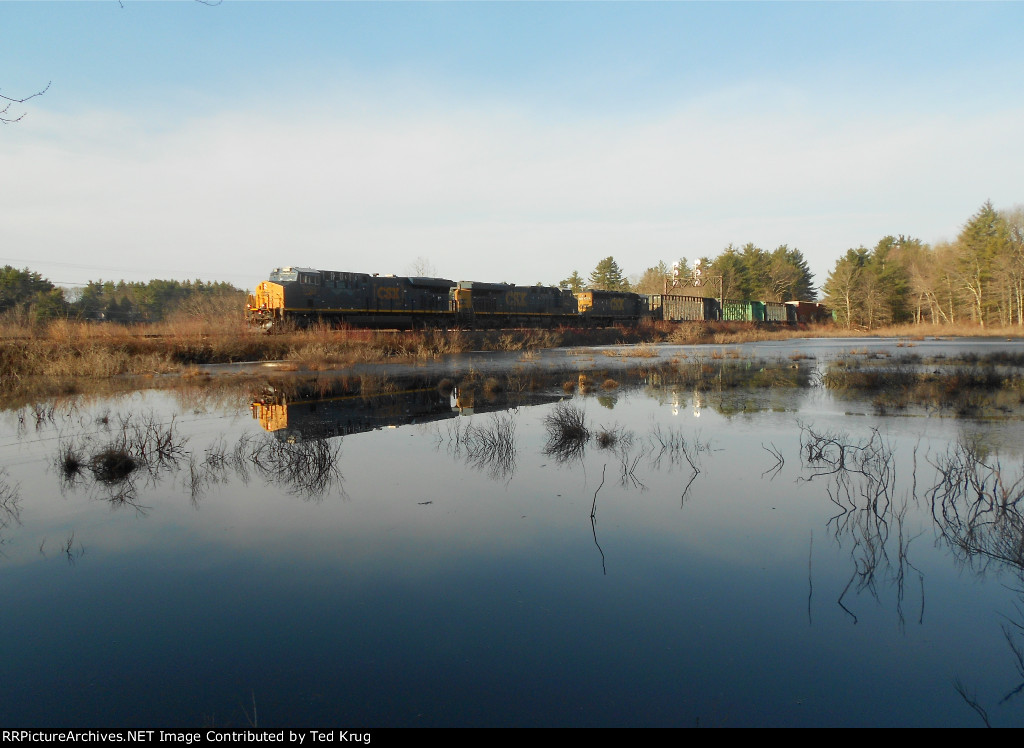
[54,412,188,510]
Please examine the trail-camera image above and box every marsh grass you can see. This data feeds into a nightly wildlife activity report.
[4,313,1020,402]
[602,342,660,358]
[823,353,1024,415]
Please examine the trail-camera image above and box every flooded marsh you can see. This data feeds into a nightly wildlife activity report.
[2,337,1024,727]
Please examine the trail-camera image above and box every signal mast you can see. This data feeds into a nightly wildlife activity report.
[664,258,723,309]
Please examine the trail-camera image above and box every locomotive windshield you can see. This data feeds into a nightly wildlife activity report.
[268,268,321,285]
[269,268,299,283]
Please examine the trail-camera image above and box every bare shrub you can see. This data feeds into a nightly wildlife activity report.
[90,448,138,484]
[543,401,590,462]
[55,440,86,486]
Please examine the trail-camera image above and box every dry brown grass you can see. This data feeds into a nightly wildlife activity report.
[603,341,660,358]
[2,314,1021,404]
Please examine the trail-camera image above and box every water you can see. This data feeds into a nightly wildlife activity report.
[2,338,1024,727]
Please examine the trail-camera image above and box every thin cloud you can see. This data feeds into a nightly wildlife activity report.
[4,88,1022,290]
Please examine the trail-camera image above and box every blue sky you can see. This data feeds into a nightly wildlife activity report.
[2,1,1023,293]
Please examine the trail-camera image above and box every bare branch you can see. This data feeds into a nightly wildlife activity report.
[0,81,51,124]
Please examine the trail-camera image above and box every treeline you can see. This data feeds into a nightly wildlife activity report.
[560,245,817,302]
[822,201,1024,328]
[0,268,245,325]
[560,200,1024,330]
[6,199,1022,331]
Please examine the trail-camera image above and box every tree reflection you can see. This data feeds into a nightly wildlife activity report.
[0,468,22,554]
[927,437,1024,572]
[437,413,519,482]
[795,425,1024,723]
[186,433,255,503]
[796,422,924,628]
[925,437,1024,720]
[648,423,709,503]
[249,433,344,500]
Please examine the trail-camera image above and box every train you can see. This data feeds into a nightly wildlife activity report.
[246,265,831,330]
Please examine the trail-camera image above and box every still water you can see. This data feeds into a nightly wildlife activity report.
[2,338,1024,727]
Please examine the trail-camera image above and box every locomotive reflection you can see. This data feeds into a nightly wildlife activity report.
[251,376,560,442]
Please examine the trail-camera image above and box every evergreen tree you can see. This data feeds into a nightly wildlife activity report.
[588,257,629,291]
[823,248,869,328]
[739,243,769,299]
[954,200,1009,326]
[709,246,748,301]
[0,266,66,322]
[559,271,585,294]
[0,266,57,314]
[767,245,816,302]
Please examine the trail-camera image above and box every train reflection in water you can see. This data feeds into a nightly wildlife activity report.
[250,375,562,442]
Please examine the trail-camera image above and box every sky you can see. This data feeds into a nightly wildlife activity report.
[2,1,1023,294]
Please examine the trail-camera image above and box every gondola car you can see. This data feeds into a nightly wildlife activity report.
[648,294,721,321]
[247,266,454,329]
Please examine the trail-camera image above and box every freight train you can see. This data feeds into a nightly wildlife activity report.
[246,265,830,330]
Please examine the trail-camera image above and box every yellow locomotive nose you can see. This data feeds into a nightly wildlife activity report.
[246,281,286,327]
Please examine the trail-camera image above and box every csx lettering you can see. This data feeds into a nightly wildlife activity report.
[505,291,528,306]
[377,287,401,300]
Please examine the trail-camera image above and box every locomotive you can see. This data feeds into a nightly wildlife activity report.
[246,265,829,329]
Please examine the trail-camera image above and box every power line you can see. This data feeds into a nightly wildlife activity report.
[0,256,246,285]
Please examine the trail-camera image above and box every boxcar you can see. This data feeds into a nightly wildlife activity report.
[785,301,832,324]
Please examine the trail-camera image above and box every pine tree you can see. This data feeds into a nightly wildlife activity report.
[588,257,628,291]
[559,271,585,294]
[955,200,1008,326]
